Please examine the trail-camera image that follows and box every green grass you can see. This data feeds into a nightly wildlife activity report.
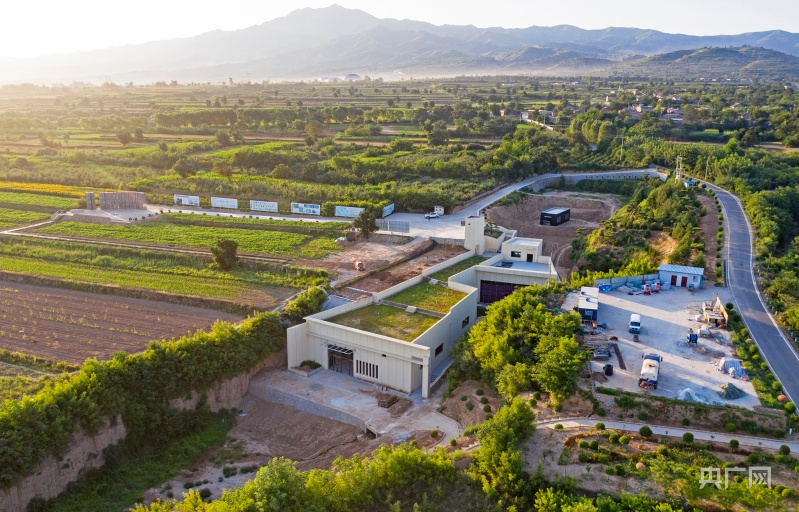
[0,207,51,227]
[36,221,341,258]
[161,212,350,230]
[0,374,58,402]
[428,256,488,281]
[387,283,467,314]
[45,411,235,512]
[0,191,78,210]
[328,304,439,341]
[0,238,327,308]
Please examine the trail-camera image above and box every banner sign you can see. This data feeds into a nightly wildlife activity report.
[334,205,365,218]
[382,203,395,217]
[211,197,238,209]
[291,202,321,215]
[174,194,200,207]
[250,200,279,213]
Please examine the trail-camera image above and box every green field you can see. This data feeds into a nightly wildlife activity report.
[329,304,439,341]
[35,221,341,258]
[387,282,467,313]
[428,255,488,281]
[0,238,327,308]
[161,212,350,230]
[0,207,51,227]
[0,192,78,210]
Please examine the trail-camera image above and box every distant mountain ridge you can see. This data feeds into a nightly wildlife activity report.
[2,5,799,83]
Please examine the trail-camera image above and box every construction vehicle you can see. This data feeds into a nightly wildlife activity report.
[639,353,662,390]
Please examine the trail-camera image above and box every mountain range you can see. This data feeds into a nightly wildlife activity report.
[3,5,799,83]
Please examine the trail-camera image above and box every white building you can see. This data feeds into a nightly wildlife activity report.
[659,264,704,289]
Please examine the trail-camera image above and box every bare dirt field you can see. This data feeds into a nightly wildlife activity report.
[698,195,719,279]
[440,380,504,428]
[486,191,622,276]
[0,281,241,364]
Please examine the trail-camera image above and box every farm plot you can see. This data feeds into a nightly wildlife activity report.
[0,281,242,365]
[34,221,341,258]
[0,191,78,211]
[0,207,51,227]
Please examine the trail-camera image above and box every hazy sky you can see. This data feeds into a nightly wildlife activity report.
[3,0,799,58]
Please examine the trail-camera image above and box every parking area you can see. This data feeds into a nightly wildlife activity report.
[565,286,759,408]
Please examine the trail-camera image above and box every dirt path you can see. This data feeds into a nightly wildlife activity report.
[698,195,719,281]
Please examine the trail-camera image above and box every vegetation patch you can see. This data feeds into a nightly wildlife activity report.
[387,282,467,313]
[428,255,488,281]
[328,304,438,341]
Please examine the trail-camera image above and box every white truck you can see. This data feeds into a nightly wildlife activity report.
[638,353,662,390]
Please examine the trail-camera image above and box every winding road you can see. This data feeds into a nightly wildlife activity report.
[708,184,799,403]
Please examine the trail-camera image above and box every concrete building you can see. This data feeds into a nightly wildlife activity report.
[577,286,599,322]
[659,264,704,289]
[540,207,571,226]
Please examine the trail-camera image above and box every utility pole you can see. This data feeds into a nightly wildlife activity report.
[675,156,683,181]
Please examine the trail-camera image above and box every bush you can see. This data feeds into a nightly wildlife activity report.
[786,402,797,413]
[589,440,599,450]
[681,418,690,426]
[199,488,212,500]
[725,422,736,432]
[596,407,606,417]
[284,286,328,322]
[430,430,439,438]
[614,464,626,476]
[620,435,631,445]
[222,466,238,478]
[532,391,541,400]
[595,422,606,430]
[299,360,321,370]
[609,433,620,444]
[730,439,740,449]
[554,423,564,430]
[578,452,589,463]
[578,440,590,449]
[476,388,484,396]
[638,411,649,421]
[450,438,457,446]
[656,445,668,456]
[480,396,489,404]
[773,381,783,391]
[483,405,491,413]
[682,432,694,443]
[639,426,653,438]
[605,466,615,475]
[466,401,474,411]
[780,445,791,456]
[461,395,468,401]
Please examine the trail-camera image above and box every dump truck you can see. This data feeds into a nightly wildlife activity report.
[639,353,662,390]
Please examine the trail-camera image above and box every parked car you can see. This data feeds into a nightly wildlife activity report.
[424,211,440,219]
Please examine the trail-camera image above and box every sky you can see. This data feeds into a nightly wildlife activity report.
[3,0,799,58]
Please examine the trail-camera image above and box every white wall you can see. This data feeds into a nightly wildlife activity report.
[659,271,702,288]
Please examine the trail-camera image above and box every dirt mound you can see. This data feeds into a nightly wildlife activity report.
[718,383,745,400]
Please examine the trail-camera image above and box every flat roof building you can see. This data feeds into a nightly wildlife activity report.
[659,264,704,289]
[540,207,571,226]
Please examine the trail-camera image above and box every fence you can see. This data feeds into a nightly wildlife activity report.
[593,273,661,289]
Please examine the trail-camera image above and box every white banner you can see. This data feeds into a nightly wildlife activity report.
[211,197,238,209]
[291,202,321,215]
[174,194,200,207]
[334,205,365,218]
[250,200,279,213]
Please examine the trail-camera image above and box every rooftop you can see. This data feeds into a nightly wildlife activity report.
[328,304,438,342]
[503,237,542,248]
[659,264,704,276]
[490,260,552,273]
[542,207,570,215]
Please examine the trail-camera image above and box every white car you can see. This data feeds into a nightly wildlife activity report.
[424,212,440,219]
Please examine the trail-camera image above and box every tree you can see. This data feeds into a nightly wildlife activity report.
[116,131,132,145]
[172,158,194,178]
[496,363,533,401]
[532,337,587,402]
[133,128,144,143]
[213,161,233,181]
[352,210,378,239]
[211,239,239,270]
[215,130,232,146]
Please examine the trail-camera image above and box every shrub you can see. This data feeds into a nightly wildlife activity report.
[726,302,734,311]
[299,360,321,370]
[725,422,736,432]
[730,439,740,449]
[430,430,439,438]
[578,452,589,463]
[786,402,797,414]
[596,407,606,417]
[638,411,649,421]
[199,488,212,500]
[483,405,491,413]
[578,440,590,449]
[773,381,783,391]
[614,464,626,476]
[183,481,195,489]
[682,432,694,443]
[589,440,599,450]
[284,286,328,322]
[475,388,484,396]
[554,402,563,412]
[656,445,668,456]
[466,401,474,411]
[460,395,468,401]
[554,424,564,430]
[780,445,791,456]
[529,399,537,407]
[532,391,541,400]
[480,396,489,404]
[595,422,606,430]
[639,426,653,438]
[450,438,457,446]
[222,466,238,478]
[605,466,615,475]
[681,418,690,426]
[609,433,620,444]
[620,435,631,445]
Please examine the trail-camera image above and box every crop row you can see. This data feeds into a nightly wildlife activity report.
[0,192,78,210]
[36,221,341,258]
[0,181,107,197]
[160,212,351,230]
[0,208,51,227]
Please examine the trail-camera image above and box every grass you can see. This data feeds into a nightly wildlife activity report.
[44,411,235,512]
[0,238,327,308]
[387,282,467,314]
[0,207,51,227]
[0,374,57,402]
[328,304,439,341]
[35,221,341,258]
[428,255,488,281]
[0,191,78,210]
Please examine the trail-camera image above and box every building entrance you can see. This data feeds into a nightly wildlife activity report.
[327,344,353,376]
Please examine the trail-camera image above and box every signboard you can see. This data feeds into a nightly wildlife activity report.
[250,200,279,213]
[291,202,321,215]
[334,205,365,218]
[174,194,200,207]
[382,203,395,217]
[376,219,410,233]
[211,197,238,209]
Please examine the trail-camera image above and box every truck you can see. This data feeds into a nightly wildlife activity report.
[638,353,662,390]
[629,314,642,334]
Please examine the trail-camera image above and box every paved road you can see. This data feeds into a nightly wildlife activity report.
[708,184,799,404]
[538,418,796,451]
